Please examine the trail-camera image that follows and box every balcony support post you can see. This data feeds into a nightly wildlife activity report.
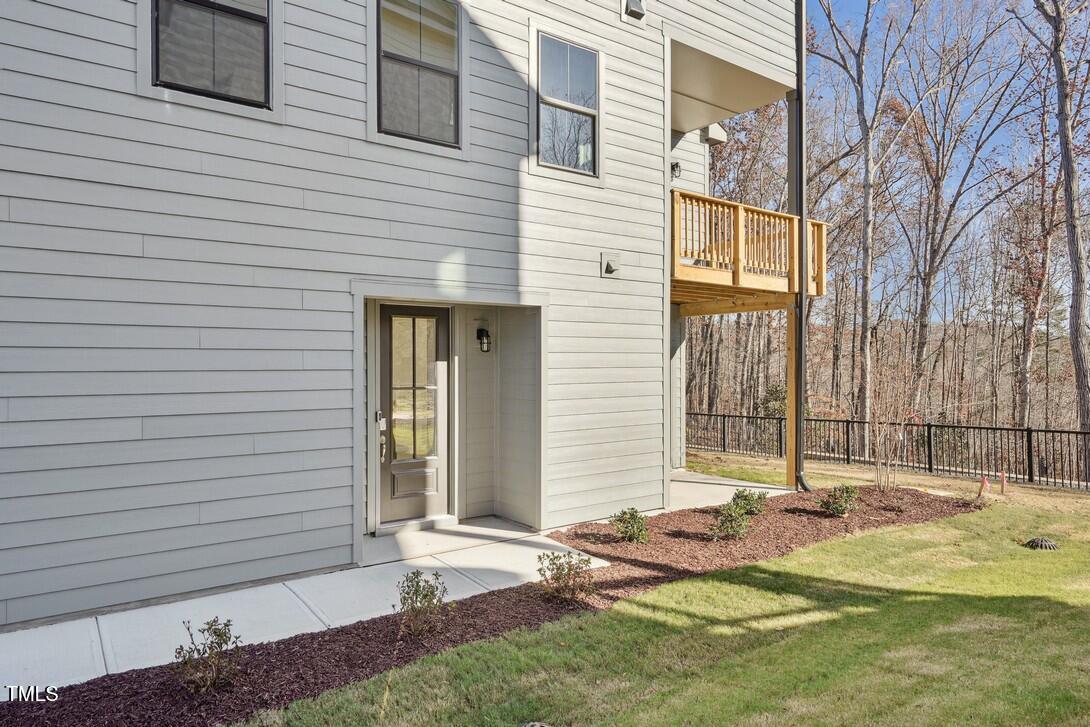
[786,0,811,492]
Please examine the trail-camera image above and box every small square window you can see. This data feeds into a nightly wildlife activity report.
[537,34,599,176]
[155,0,269,108]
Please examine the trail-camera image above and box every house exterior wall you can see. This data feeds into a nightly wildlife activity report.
[0,0,796,625]
[462,305,498,520]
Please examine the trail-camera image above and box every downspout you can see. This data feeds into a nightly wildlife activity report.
[793,0,813,492]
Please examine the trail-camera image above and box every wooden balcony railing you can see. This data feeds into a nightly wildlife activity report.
[671,189,826,302]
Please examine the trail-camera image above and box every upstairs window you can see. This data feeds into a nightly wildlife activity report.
[154,0,270,108]
[537,33,598,175]
[379,0,460,147]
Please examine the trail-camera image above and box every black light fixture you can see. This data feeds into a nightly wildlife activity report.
[670,161,682,179]
[476,327,492,353]
[625,0,646,20]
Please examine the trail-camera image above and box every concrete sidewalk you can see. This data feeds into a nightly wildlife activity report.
[1,473,777,698]
[0,520,606,698]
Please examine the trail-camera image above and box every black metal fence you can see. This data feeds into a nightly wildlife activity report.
[687,412,1090,490]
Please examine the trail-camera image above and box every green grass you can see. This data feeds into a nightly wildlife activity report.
[687,456,845,488]
[245,503,1090,726]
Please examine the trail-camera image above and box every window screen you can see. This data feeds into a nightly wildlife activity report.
[155,0,269,107]
[379,0,459,146]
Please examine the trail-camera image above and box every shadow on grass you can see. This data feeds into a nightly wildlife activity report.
[354,558,1090,727]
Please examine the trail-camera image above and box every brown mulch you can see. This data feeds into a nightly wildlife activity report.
[552,486,981,608]
[0,487,979,727]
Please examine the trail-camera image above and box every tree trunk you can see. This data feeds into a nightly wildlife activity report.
[1040,0,1090,436]
[857,163,875,425]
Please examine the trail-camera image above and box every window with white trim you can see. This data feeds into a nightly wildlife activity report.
[537,33,599,175]
[154,0,270,108]
[378,0,460,147]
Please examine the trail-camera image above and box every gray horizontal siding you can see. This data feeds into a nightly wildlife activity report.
[0,0,791,623]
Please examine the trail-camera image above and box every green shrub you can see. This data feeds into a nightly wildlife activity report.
[731,488,768,516]
[710,502,750,541]
[396,569,451,637]
[609,507,649,543]
[536,551,594,600]
[820,484,860,517]
[174,617,242,694]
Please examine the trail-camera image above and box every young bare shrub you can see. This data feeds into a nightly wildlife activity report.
[869,325,917,492]
[395,569,451,637]
[710,502,750,540]
[820,484,860,517]
[174,617,242,694]
[609,507,649,543]
[536,551,593,600]
[731,488,768,516]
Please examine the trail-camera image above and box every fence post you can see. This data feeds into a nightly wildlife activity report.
[926,424,934,473]
[721,415,728,453]
[777,417,785,458]
[1025,427,1035,483]
[844,420,853,465]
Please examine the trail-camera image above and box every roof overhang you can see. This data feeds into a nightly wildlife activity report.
[668,32,793,133]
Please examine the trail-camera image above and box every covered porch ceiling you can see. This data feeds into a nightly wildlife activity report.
[670,39,793,133]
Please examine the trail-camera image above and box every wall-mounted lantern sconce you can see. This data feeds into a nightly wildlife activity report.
[476,327,492,353]
[670,161,682,179]
[625,0,646,20]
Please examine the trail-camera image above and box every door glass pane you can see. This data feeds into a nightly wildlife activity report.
[158,0,215,92]
[420,0,458,70]
[381,0,422,59]
[414,388,436,457]
[391,316,413,387]
[392,389,414,460]
[380,56,420,137]
[418,69,456,143]
[213,12,266,103]
[414,317,437,386]
[540,104,595,173]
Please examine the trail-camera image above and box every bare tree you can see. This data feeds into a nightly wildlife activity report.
[892,0,1034,410]
[1012,0,1090,435]
[813,0,935,426]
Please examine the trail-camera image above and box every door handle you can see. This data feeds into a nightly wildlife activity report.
[380,432,388,463]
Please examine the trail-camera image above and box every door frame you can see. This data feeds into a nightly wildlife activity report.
[350,278,550,564]
[378,304,452,524]
[369,301,453,531]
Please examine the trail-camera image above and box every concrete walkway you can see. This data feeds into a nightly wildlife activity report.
[1,473,779,698]
[0,517,606,698]
[669,469,790,510]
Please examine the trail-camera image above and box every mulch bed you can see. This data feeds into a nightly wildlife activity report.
[0,487,979,727]
[551,486,980,608]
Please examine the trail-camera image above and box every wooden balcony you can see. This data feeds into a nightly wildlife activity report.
[671,189,826,315]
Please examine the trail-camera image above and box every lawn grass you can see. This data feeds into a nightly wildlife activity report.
[245,501,1090,727]
[687,450,1090,515]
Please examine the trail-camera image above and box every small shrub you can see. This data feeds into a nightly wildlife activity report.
[395,569,451,637]
[536,551,594,600]
[711,502,751,540]
[174,617,242,694]
[820,484,860,517]
[731,488,768,516]
[609,507,649,543]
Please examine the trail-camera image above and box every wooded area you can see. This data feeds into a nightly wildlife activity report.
[688,0,1090,432]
